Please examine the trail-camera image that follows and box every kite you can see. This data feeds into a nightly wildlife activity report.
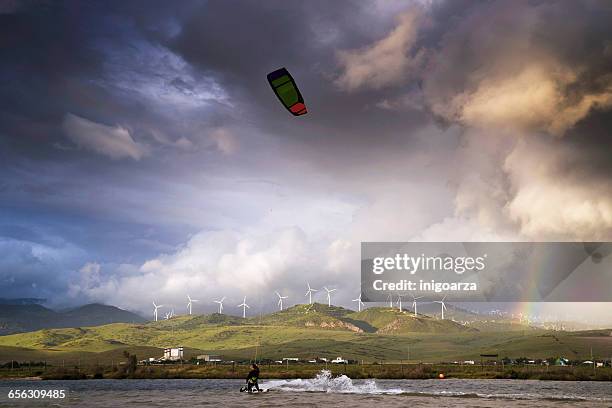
[267,67,307,116]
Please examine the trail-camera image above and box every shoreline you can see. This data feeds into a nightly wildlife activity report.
[2,364,610,382]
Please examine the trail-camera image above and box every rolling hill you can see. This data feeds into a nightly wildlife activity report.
[0,302,609,366]
[252,304,363,332]
[346,307,475,334]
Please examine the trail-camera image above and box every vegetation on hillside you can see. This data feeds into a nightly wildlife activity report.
[0,304,609,372]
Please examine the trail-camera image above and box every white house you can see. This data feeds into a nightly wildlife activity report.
[163,347,184,361]
[331,357,348,364]
[196,354,222,362]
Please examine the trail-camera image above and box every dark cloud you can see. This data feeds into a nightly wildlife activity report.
[166,1,430,153]
[423,1,612,131]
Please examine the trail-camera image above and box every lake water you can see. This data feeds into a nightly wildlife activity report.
[1,370,610,407]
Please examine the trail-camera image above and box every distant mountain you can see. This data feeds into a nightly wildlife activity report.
[0,298,46,305]
[0,303,145,335]
[57,304,146,327]
[0,304,57,334]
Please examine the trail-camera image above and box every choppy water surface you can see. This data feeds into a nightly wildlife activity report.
[1,370,610,407]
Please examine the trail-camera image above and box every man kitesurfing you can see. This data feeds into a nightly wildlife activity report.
[240,363,263,393]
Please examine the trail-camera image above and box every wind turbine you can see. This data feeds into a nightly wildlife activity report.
[152,301,164,322]
[305,282,318,305]
[214,297,226,314]
[323,287,336,307]
[396,295,403,312]
[386,294,393,308]
[352,294,365,312]
[434,295,447,320]
[164,311,171,320]
[411,295,424,317]
[187,295,199,315]
[237,296,249,318]
[276,291,288,311]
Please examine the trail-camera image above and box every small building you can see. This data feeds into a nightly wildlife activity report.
[196,354,222,362]
[163,347,184,361]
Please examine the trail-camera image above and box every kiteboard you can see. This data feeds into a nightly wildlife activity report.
[240,386,269,393]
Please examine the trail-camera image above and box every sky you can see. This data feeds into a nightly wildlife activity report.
[1,1,611,322]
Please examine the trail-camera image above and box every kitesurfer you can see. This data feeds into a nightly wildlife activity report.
[246,363,261,393]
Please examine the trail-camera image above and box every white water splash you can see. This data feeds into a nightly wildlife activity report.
[262,371,611,401]
[262,370,403,394]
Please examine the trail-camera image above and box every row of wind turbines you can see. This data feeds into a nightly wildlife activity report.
[151,283,449,321]
[384,294,448,319]
[152,294,199,321]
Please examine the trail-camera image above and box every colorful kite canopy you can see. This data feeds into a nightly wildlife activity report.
[267,67,307,116]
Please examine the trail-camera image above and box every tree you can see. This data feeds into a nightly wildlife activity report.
[123,351,138,377]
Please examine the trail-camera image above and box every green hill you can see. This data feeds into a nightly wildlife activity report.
[347,307,410,330]
[465,319,538,332]
[0,304,609,366]
[345,307,474,334]
[174,313,244,328]
[252,304,362,332]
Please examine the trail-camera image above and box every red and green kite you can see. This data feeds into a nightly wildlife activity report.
[267,67,307,116]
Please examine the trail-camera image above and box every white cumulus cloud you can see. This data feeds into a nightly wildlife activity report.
[435,64,612,136]
[335,9,425,91]
[504,138,612,240]
[63,113,149,160]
